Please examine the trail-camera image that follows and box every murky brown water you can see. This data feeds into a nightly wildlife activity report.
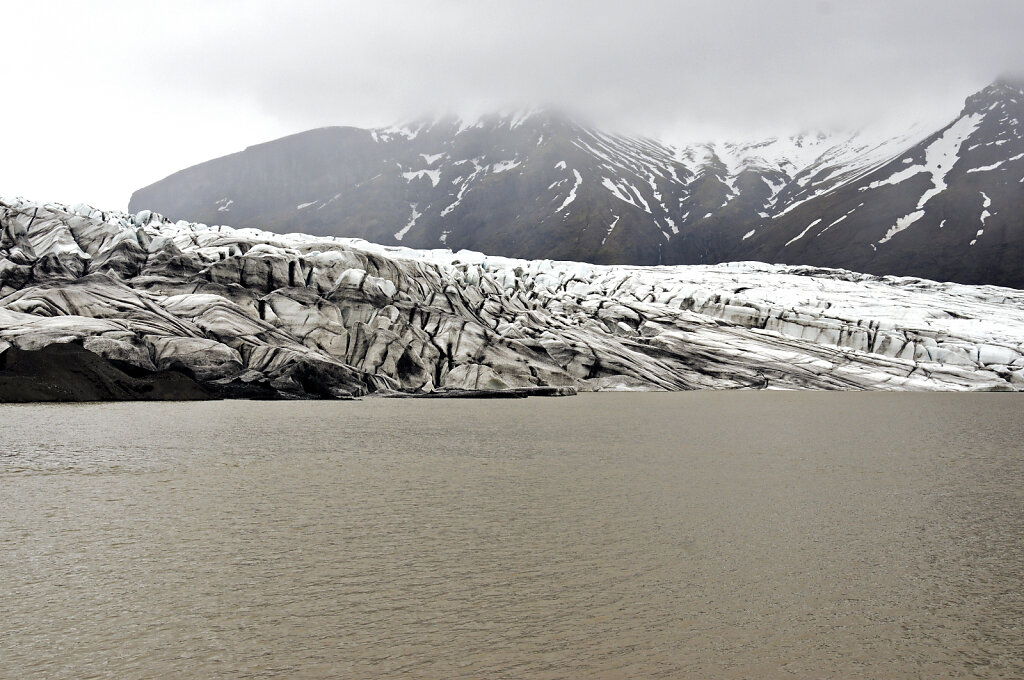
[1,393,1022,679]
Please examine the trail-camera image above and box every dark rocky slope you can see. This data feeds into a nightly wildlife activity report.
[0,342,211,402]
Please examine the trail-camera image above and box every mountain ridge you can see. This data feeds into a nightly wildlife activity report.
[129,80,1024,287]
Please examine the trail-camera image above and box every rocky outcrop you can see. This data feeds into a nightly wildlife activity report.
[0,342,212,402]
[1,197,1022,399]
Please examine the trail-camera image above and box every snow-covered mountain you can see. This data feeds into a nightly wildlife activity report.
[129,79,1024,287]
[738,78,1024,287]
[3,197,1023,398]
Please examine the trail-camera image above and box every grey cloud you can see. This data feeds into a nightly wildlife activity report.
[5,0,1024,211]
[144,0,1024,138]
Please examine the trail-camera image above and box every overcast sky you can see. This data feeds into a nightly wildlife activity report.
[4,0,1023,211]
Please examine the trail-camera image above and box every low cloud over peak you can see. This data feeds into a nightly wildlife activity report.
[4,0,1023,209]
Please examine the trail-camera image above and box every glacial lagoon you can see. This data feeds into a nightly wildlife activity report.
[2,392,1022,679]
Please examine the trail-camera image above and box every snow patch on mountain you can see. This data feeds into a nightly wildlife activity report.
[556,170,583,212]
[785,219,823,246]
[879,211,926,244]
[402,169,441,187]
[491,159,521,174]
[394,204,421,241]
[916,113,985,209]
[966,151,1024,173]
[602,214,620,245]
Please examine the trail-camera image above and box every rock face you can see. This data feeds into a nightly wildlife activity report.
[130,80,1024,287]
[2,197,1023,398]
[0,342,212,402]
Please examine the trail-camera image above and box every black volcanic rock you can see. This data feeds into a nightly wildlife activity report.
[130,81,1024,288]
[0,342,212,402]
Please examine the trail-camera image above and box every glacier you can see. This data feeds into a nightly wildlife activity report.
[1,196,1023,399]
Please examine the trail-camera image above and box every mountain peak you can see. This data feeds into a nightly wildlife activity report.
[964,77,1024,114]
[371,108,583,143]
[474,107,583,132]
[993,73,1024,91]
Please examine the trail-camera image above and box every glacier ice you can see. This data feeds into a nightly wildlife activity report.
[1,196,1023,398]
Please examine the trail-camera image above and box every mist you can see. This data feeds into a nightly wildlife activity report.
[4,0,1023,209]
